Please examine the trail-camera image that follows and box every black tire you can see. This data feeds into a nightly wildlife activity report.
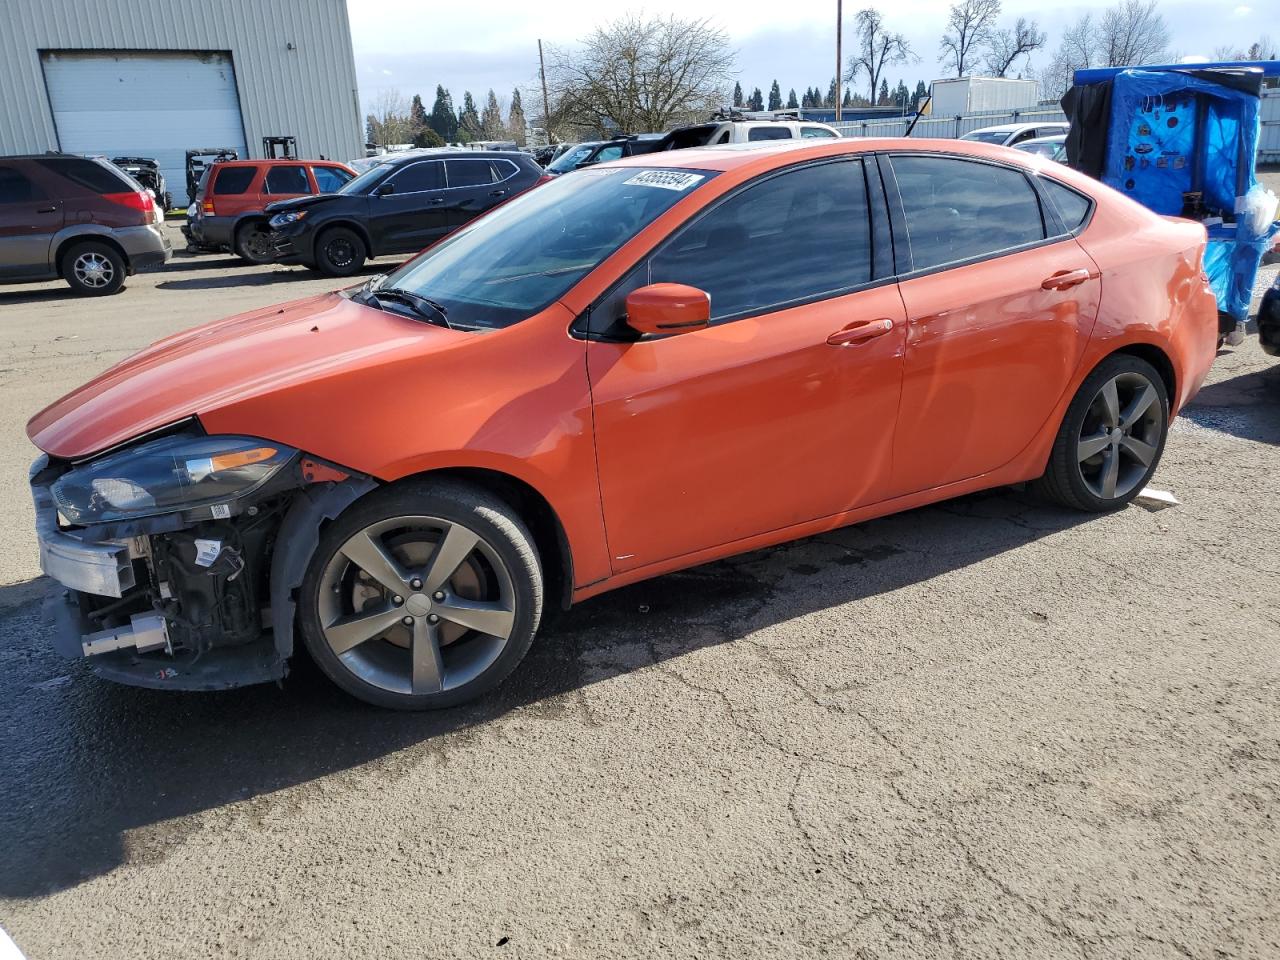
[234,219,275,264]
[313,226,367,277]
[1033,354,1170,512]
[61,241,126,296]
[298,480,543,710]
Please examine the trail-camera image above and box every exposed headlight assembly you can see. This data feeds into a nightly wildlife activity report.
[51,434,297,525]
[268,210,307,228]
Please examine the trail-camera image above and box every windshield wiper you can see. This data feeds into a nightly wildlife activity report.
[369,287,452,329]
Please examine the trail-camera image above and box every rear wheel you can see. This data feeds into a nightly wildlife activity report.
[234,219,275,264]
[313,226,366,276]
[61,241,125,296]
[298,481,542,710]
[1034,354,1169,511]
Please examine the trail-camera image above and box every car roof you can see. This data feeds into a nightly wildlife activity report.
[966,122,1067,134]
[1020,134,1067,144]
[381,149,530,163]
[213,158,350,167]
[598,135,1077,174]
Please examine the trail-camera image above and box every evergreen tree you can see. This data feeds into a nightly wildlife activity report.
[412,127,445,148]
[842,88,853,108]
[365,114,377,144]
[429,85,457,141]
[877,78,890,105]
[767,80,782,111]
[507,88,527,146]
[409,94,428,133]
[911,80,928,112]
[786,88,799,109]
[894,80,910,108]
[749,87,764,111]
[733,81,744,106]
[458,91,481,141]
[481,89,506,140]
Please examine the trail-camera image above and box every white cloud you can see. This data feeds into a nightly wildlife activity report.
[1233,5,1253,15]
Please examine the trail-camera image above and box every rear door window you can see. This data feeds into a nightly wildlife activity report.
[445,159,498,187]
[213,166,256,195]
[264,165,311,194]
[387,160,445,192]
[33,157,130,194]
[748,127,793,141]
[649,158,873,323]
[0,165,46,202]
[801,126,838,138]
[311,166,354,193]
[889,155,1046,272]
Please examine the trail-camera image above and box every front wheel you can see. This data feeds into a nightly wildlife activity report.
[1034,354,1169,511]
[313,226,367,276]
[298,481,543,710]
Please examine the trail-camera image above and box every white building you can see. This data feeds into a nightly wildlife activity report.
[0,0,364,199]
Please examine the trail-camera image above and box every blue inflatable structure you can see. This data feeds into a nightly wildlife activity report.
[1063,62,1279,326]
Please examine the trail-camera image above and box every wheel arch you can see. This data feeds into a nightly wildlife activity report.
[55,232,128,276]
[1107,341,1176,416]
[315,218,373,256]
[393,467,575,616]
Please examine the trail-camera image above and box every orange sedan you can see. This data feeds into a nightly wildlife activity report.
[28,138,1218,708]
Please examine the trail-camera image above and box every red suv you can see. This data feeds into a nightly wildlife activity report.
[184,159,355,263]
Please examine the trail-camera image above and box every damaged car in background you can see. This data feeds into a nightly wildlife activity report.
[28,137,1218,710]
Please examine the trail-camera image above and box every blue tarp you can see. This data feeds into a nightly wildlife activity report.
[1098,68,1269,321]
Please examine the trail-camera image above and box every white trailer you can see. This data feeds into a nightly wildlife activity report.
[929,77,1040,116]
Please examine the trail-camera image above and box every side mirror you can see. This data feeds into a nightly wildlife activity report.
[625,283,711,337]
[374,182,395,196]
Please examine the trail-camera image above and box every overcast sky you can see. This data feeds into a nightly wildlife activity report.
[348,0,1270,113]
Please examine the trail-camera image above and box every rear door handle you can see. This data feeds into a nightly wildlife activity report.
[1041,268,1095,290]
[36,205,57,214]
[426,197,445,205]
[489,189,507,198]
[827,317,895,346]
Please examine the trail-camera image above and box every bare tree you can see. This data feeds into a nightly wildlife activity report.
[1037,1,1167,99]
[1098,0,1169,68]
[984,17,1046,77]
[544,14,735,136]
[366,88,418,145]
[1215,35,1277,60]
[846,8,916,105]
[938,0,1002,78]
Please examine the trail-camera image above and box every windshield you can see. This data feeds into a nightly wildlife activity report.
[960,130,1013,144]
[547,145,597,174]
[375,166,717,329]
[340,161,392,194]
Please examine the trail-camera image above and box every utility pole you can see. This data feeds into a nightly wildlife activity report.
[835,0,843,124]
[538,39,553,145]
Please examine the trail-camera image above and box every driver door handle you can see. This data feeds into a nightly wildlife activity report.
[827,317,895,346]
[1041,268,1095,290]
[36,205,57,214]
[425,196,445,205]
[489,189,507,198]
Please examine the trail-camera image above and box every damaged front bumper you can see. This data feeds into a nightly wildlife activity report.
[30,452,375,692]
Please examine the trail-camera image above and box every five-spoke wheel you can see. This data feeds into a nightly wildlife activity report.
[1036,354,1169,511]
[300,482,542,709]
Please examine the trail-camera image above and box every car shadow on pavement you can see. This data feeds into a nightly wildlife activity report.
[156,264,385,290]
[0,486,1104,899]
[1180,361,1280,445]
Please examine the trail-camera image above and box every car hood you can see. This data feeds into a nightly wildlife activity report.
[28,293,462,461]
[264,193,346,214]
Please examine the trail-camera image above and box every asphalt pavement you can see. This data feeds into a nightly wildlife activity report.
[0,223,1277,959]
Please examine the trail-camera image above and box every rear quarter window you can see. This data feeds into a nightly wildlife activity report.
[213,166,256,195]
[1040,178,1092,232]
[33,157,131,194]
[748,127,793,141]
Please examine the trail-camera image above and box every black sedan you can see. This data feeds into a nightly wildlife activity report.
[267,150,546,276]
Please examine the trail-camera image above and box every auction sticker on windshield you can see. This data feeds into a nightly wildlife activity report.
[623,170,705,191]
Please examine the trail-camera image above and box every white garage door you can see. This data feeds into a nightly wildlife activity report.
[41,51,248,207]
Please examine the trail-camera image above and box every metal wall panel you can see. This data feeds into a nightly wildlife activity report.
[0,0,363,167]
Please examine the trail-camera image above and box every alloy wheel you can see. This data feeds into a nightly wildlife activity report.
[315,516,517,696]
[326,237,355,268]
[1075,371,1162,500]
[73,252,114,288]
